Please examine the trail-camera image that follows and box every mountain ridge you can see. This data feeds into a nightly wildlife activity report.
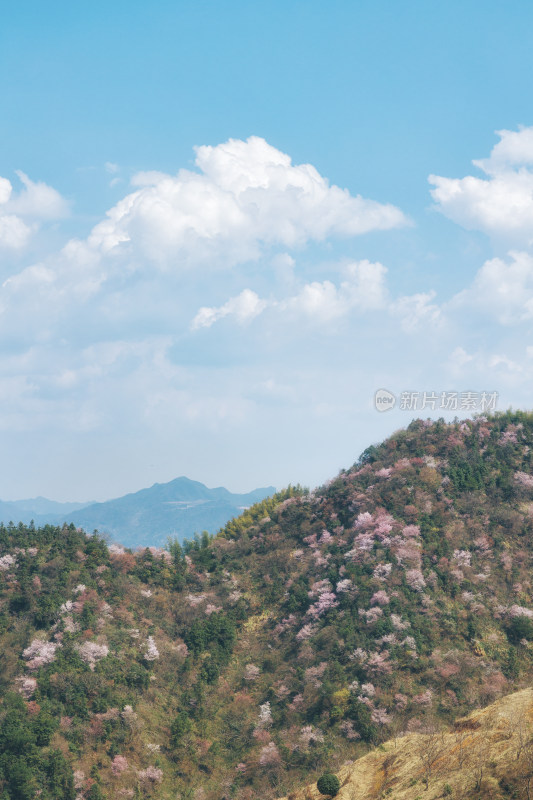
[0,476,276,547]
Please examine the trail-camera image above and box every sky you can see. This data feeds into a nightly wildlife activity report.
[2,0,533,501]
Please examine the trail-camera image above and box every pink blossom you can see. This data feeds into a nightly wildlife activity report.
[16,676,37,699]
[23,639,61,669]
[501,552,513,572]
[186,593,207,607]
[336,578,354,593]
[371,708,391,726]
[402,525,421,538]
[359,607,383,624]
[391,614,410,631]
[73,770,85,790]
[395,539,422,568]
[308,579,332,597]
[308,592,338,618]
[0,554,16,571]
[373,563,392,581]
[360,682,375,697]
[453,549,472,568]
[499,429,518,445]
[289,694,304,710]
[296,623,316,641]
[354,512,373,529]
[515,471,533,488]
[243,663,261,681]
[143,636,159,661]
[340,720,360,740]
[137,766,163,784]
[405,569,426,591]
[394,693,408,710]
[352,532,376,553]
[111,755,128,776]
[370,590,390,607]
[312,551,331,568]
[375,468,392,478]
[367,652,392,675]
[257,702,272,727]
[299,725,324,748]
[349,648,367,663]
[204,603,222,615]
[413,689,433,706]
[509,605,533,618]
[259,742,281,767]
[376,633,397,647]
[304,662,328,688]
[76,641,110,670]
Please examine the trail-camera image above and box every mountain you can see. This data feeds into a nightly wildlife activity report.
[1,412,533,799]
[0,497,90,525]
[64,477,276,547]
[0,478,276,547]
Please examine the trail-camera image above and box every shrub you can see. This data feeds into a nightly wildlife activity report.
[317,773,340,797]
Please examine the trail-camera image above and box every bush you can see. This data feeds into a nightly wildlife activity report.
[317,773,340,797]
[506,615,533,644]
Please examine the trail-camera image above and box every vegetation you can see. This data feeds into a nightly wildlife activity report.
[279,688,533,800]
[316,772,340,796]
[1,413,533,797]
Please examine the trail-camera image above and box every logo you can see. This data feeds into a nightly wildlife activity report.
[374,388,396,412]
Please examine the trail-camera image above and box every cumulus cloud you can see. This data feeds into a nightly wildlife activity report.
[0,172,68,250]
[191,260,389,329]
[84,136,408,269]
[429,127,533,246]
[452,250,533,323]
[191,289,267,330]
[190,260,446,331]
[391,291,442,332]
[284,259,389,321]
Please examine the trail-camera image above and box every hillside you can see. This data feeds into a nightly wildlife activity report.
[1,412,533,799]
[0,478,276,547]
[277,687,533,800]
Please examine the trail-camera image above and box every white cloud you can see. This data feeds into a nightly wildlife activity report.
[0,178,12,205]
[191,260,390,329]
[391,291,442,332]
[473,127,533,173]
[189,259,447,333]
[0,215,31,251]
[429,127,533,246]
[449,346,474,369]
[452,250,533,323]
[191,289,267,330]
[284,260,389,321]
[84,136,408,269]
[488,353,523,372]
[0,172,68,250]
[8,172,68,220]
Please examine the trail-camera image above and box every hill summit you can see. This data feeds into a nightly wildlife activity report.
[1,412,533,799]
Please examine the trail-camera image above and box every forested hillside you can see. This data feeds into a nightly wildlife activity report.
[1,412,533,799]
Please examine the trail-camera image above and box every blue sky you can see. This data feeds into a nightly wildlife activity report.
[2,0,533,501]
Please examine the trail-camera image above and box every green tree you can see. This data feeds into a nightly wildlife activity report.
[317,773,340,797]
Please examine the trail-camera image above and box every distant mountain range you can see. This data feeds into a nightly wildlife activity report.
[0,477,276,548]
